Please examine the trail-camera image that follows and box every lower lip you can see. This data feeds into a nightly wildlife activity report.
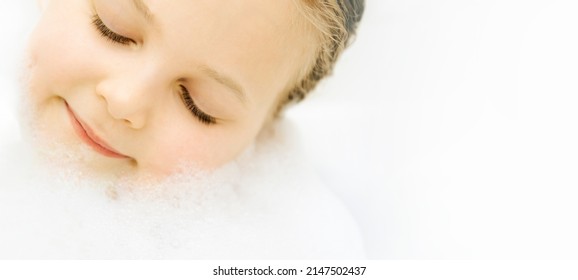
[65,102,129,159]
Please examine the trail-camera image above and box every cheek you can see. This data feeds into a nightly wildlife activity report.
[145,122,259,172]
[27,13,100,96]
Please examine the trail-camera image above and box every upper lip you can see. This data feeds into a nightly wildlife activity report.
[65,101,129,159]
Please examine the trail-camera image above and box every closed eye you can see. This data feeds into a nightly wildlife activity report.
[179,85,217,125]
[92,14,136,45]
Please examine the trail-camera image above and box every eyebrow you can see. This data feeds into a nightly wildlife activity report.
[130,0,246,103]
[132,0,153,22]
[198,65,247,104]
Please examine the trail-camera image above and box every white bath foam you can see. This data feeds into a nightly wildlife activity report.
[0,119,365,259]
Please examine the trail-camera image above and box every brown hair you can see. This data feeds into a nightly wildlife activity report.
[280,0,365,111]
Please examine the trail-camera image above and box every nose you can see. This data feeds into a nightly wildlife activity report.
[96,74,161,129]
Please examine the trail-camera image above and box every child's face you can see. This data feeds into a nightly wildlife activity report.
[26,0,313,177]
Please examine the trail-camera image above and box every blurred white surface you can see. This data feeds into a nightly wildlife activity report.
[288,0,578,258]
[2,0,578,259]
[0,1,37,144]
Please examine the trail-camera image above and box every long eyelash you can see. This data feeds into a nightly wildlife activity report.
[179,85,217,125]
[91,15,134,45]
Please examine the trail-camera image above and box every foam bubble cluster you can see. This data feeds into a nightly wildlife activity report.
[0,120,365,259]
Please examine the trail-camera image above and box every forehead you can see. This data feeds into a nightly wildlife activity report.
[128,0,313,97]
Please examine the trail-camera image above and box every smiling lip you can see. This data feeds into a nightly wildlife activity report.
[65,101,129,159]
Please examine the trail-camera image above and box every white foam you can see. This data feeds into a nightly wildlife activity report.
[0,118,365,259]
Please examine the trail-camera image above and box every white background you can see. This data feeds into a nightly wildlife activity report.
[288,0,578,258]
[2,0,578,259]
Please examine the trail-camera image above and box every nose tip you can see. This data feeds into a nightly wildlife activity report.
[96,82,148,130]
